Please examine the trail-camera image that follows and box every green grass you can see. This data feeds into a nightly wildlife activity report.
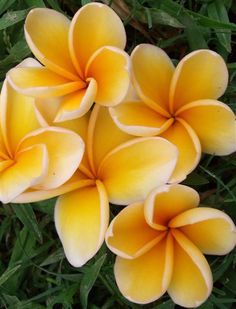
[0,0,236,308]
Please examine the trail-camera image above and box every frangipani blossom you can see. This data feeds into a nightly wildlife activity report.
[106,184,236,307]
[14,104,178,267]
[110,44,236,182]
[7,3,130,122]
[0,80,84,204]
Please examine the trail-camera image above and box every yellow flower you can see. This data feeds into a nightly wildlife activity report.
[106,184,236,307]
[0,78,84,204]
[110,44,236,182]
[13,103,178,267]
[7,3,130,122]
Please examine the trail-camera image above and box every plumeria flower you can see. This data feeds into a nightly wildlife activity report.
[110,44,236,182]
[106,184,236,307]
[0,79,84,204]
[7,3,130,122]
[13,102,178,267]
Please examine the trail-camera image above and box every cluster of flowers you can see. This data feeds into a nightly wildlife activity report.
[0,2,236,307]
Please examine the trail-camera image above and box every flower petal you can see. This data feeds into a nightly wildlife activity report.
[54,78,97,122]
[169,208,236,255]
[106,202,165,259]
[25,8,78,80]
[0,144,48,203]
[0,81,41,155]
[55,180,109,267]
[177,100,236,155]
[110,100,173,136]
[144,184,199,230]
[170,50,228,113]
[98,137,178,205]
[87,105,132,174]
[69,2,126,72]
[168,229,212,308]
[131,44,174,117]
[18,127,84,189]
[161,118,201,183]
[7,66,85,98]
[12,171,95,203]
[86,46,130,106]
[114,234,173,304]
[35,98,91,174]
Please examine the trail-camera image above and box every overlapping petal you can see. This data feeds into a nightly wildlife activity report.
[87,105,132,173]
[0,144,48,203]
[98,137,178,204]
[110,101,173,136]
[131,44,174,116]
[170,208,236,255]
[69,2,126,73]
[161,119,201,183]
[55,180,109,267]
[0,81,41,154]
[7,66,85,98]
[25,8,78,80]
[86,46,130,107]
[18,127,84,189]
[144,184,199,230]
[114,234,173,304]
[54,78,97,122]
[168,229,212,308]
[169,50,228,112]
[12,172,95,203]
[177,100,236,155]
[106,202,164,259]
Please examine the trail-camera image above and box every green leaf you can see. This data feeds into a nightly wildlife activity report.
[0,264,21,286]
[82,0,92,5]
[139,8,185,28]
[40,248,64,266]
[182,13,208,50]
[0,10,29,31]
[153,300,175,308]
[207,0,231,52]
[0,0,16,15]
[80,254,107,309]
[24,0,45,7]
[184,172,209,186]
[11,203,42,243]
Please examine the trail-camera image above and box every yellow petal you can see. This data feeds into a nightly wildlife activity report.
[0,144,48,203]
[12,172,95,203]
[177,100,236,155]
[18,127,84,189]
[169,207,236,255]
[35,97,62,126]
[168,229,212,307]
[55,180,109,267]
[86,46,130,106]
[161,118,201,183]
[110,100,173,136]
[7,67,85,98]
[98,137,178,205]
[25,8,78,80]
[54,78,97,122]
[131,44,174,117]
[87,105,132,174]
[114,234,173,304]
[170,50,228,113]
[0,159,13,173]
[106,202,165,259]
[0,81,41,155]
[144,184,199,230]
[69,2,126,73]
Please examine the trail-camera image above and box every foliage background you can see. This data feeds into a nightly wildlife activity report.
[0,0,235,308]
